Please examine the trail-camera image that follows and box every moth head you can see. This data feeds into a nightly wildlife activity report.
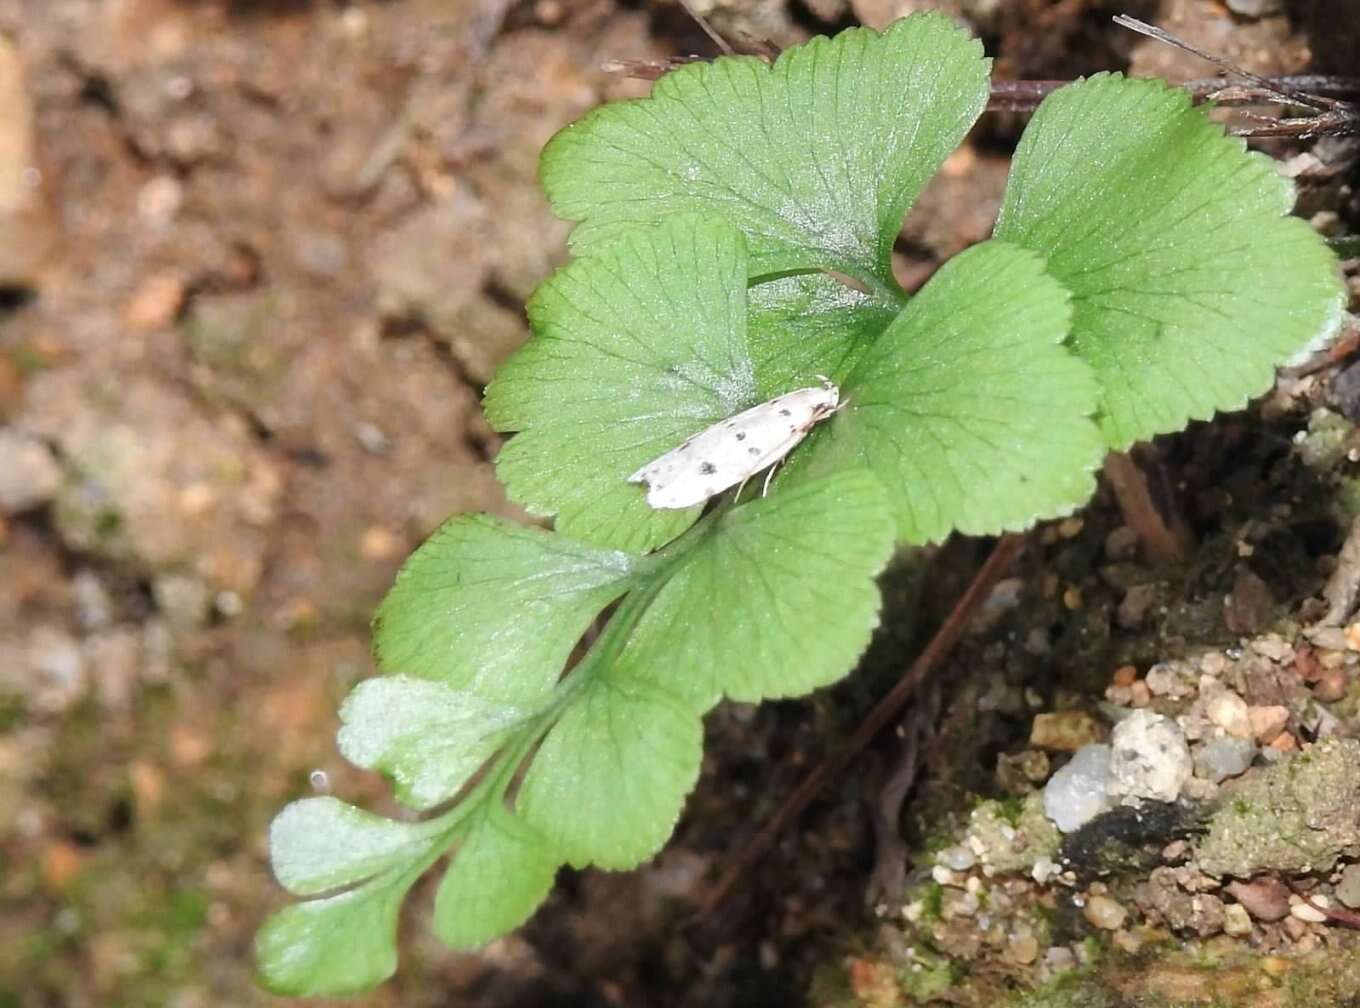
[810,376,842,418]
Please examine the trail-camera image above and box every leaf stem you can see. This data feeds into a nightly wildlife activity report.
[1102,449,1193,566]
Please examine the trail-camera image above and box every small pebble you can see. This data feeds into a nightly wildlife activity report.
[1268,732,1298,753]
[1313,668,1348,702]
[1283,915,1309,940]
[1082,894,1127,930]
[1042,946,1076,974]
[0,430,62,514]
[1008,929,1039,965]
[1249,635,1293,662]
[1200,652,1228,676]
[1111,928,1141,953]
[931,865,963,888]
[937,845,976,872]
[1290,895,1329,924]
[1032,857,1060,885]
[1058,516,1084,539]
[1043,744,1112,832]
[1295,646,1325,683]
[1117,583,1160,629]
[1145,661,1196,699]
[1247,705,1290,744]
[1206,691,1253,738]
[1336,864,1360,910]
[71,569,113,630]
[124,271,187,331]
[1030,711,1105,752]
[1319,649,1347,670]
[1307,626,1349,652]
[1129,680,1151,707]
[1345,623,1360,651]
[1222,902,1253,937]
[1104,526,1140,560]
[1161,840,1189,862]
[1112,665,1138,687]
[1105,684,1133,705]
[1194,736,1256,783]
[360,525,402,561]
[1107,711,1192,803]
[1226,878,1291,921]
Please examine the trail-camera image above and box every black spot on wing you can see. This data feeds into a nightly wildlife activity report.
[699,461,716,475]
[735,431,745,441]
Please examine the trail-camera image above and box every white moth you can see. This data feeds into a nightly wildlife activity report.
[628,377,843,510]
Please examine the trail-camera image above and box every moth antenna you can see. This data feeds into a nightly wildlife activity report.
[676,0,735,57]
[1113,14,1333,112]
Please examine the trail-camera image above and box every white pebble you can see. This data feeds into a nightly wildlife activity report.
[1082,894,1128,930]
[1206,691,1252,738]
[1043,744,1113,832]
[1290,896,1330,923]
[1223,903,1254,936]
[1107,711,1192,803]
[931,865,963,887]
[937,844,977,872]
[1032,857,1060,885]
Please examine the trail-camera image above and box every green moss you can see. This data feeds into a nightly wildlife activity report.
[0,693,25,733]
[1006,967,1112,1008]
[997,794,1027,826]
[920,881,944,922]
[93,507,122,541]
[6,344,50,375]
[898,952,960,1001]
[1199,738,1360,877]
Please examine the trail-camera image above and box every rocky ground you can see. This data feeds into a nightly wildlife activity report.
[0,1,1357,1006]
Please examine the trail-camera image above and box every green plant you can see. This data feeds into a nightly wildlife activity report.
[255,14,1343,995]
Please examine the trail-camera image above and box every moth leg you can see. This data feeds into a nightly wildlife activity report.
[734,474,752,503]
[760,459,782,498]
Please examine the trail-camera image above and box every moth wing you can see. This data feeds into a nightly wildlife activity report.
[627,443,687,486]
[628,388,841,510]
[636,424,740,509]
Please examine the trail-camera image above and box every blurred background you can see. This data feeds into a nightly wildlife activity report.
[0,1,1354,1005]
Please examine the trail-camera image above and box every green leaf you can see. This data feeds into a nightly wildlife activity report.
[994,73,1345,449]
[373,515,636,703]
[540,13,990,286]
[782,240,1103,543]
[746,272,903,397]
[485,214,759,552]
[433,806,557,949]
[619,469,896,708]
[338,678,530,810]
[519,677,703,870]
[256,875,413,996]
[269,797,442,896]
